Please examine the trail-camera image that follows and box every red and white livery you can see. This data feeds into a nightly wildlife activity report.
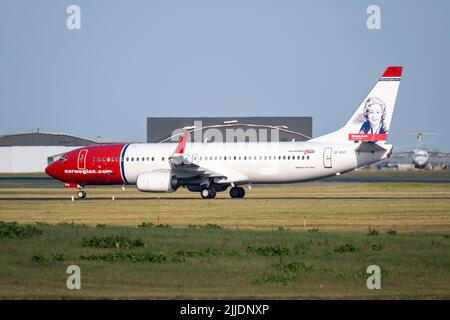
[46,66,403,199]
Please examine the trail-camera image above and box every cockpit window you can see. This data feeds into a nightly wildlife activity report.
[58,155,68,162]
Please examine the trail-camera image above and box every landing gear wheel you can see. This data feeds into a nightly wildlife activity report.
[230,186,245,198]
[77,190,87,199]
[201,187,216,199]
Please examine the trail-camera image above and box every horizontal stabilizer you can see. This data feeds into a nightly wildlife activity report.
[355,141,390,153]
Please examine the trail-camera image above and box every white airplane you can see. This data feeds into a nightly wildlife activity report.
[46,66,403,199]
[411,133,433,169]
[394,132,447,169]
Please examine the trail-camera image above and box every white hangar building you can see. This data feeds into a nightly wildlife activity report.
[0,132,99,173]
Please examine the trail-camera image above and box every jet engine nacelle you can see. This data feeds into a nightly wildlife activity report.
[136,171,178,192]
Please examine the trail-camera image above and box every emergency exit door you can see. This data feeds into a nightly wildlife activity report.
[323,147,332,168]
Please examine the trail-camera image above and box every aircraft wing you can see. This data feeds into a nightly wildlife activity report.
[429,151,450,158]
[168,131,249,184]
[393,150,449,160]
[390,151,414,159]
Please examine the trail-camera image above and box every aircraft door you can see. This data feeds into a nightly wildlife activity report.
[323,147,332,168]
[77,149,88,170]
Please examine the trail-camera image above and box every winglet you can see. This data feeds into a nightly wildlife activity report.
[173,130,189,155]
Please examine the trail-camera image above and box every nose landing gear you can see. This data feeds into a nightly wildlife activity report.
[77,190,87,199]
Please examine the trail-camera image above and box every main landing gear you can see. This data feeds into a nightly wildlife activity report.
[200,186,246,199]
[201,187,217,199]
[229,186,245,199]
[77,190,87,199]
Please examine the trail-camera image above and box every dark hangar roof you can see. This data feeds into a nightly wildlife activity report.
[0,132,99,147]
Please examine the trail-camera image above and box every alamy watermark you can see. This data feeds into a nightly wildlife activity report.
[66,265,81,290]
[168,121,281,143]
[367,5,381,30]
[66,5,81,30]
[366,265,381,290]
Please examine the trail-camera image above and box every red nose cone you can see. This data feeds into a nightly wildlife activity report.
[45,164,55,178]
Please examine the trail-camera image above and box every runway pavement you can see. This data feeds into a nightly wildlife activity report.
[1,196,449,201]
[2,172,450,189]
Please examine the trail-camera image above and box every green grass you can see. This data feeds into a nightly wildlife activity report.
[0,222,449,299]
[0,182,449,298]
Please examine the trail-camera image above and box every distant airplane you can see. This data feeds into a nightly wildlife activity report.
[396,133,447,169]
[46,66,403,199]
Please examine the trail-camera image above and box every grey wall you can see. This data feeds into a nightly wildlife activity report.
[0,133,98,147]
[147,117,312,143]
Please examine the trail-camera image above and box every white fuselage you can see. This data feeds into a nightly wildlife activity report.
[121,141,388,185]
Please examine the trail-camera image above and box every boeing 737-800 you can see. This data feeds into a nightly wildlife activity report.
[45,66,403,199]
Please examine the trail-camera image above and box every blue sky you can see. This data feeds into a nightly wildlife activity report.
[1,0,449,150]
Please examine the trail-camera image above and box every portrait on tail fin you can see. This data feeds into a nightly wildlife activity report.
[349,97,388,142]
[358,97,387,135]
